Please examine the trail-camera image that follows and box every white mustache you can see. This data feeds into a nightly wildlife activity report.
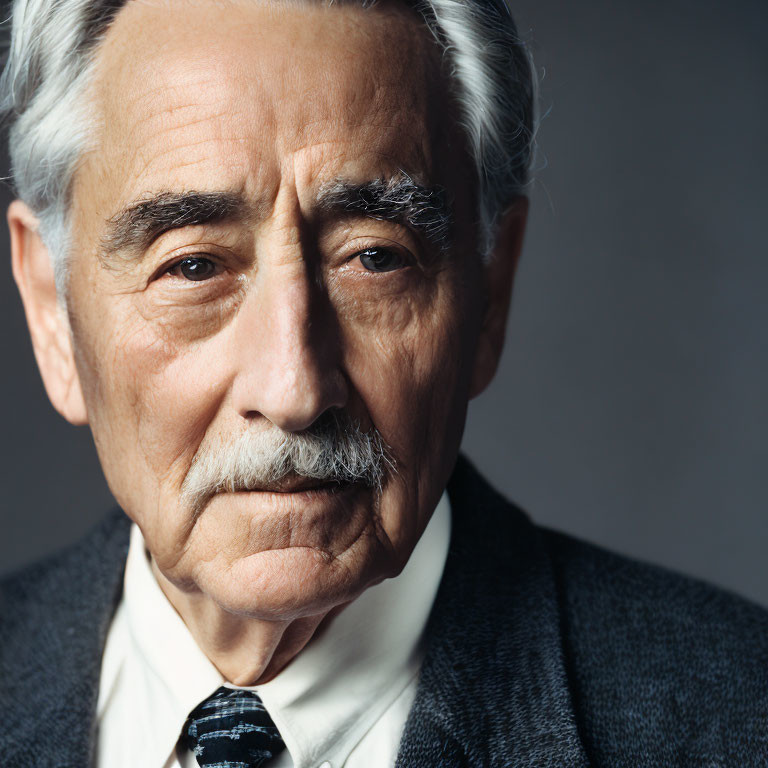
[181,411,393,512]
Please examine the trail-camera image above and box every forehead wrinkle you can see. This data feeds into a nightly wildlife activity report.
[94,0,439,142]
[111,89,256,170]
[127,134,248,195]
[93,0,443,150]
[91,90,259,214]
[119,76,253,143]
[136,104,241,142]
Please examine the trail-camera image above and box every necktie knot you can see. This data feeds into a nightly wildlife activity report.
[183,686,286,767]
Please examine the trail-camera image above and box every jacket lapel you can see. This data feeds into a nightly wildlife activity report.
[0,509,131,768]
[397,456,589,767]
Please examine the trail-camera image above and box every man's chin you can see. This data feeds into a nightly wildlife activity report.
[204,546,376,620]
[181,484,390,619]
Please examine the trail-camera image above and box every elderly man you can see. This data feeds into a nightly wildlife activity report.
[1,0,767,766]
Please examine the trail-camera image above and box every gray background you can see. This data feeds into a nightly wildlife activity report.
[2,0,767,604]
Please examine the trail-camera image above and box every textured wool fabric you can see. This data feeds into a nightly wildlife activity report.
[183,686,286,767]
[0,508,129,768]
[2,455,768,767]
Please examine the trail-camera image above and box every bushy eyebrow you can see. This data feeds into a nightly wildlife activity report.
[100,191,250,264]
[317,174,454,251]
[98,174,454,267]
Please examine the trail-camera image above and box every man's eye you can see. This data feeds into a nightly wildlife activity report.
[357,247,408,273]
[168,256,218,281]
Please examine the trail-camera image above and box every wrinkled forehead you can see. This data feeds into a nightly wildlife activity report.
[79,0,453,214]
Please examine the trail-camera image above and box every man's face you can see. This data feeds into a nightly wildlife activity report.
[60,0,495,620]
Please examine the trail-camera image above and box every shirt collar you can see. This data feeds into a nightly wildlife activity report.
[114,492,451,768]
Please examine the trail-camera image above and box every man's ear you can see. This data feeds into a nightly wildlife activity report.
[8,200,88,425]
[469,196,529,399]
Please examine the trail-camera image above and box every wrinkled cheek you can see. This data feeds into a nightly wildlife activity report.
[339,290,471,551]
[85,318,227,535]
[346,301,467,461]
[403,320,469,484]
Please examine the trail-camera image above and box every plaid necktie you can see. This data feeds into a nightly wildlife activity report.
[183,686,286,767]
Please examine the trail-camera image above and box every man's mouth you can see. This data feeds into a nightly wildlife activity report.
[233,476,352,494]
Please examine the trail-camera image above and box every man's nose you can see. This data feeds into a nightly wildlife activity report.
[229,263,348,433]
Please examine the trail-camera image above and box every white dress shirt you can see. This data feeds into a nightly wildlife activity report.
[96,493,451,768]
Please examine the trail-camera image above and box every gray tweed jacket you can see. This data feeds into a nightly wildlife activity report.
[2,455,768,767]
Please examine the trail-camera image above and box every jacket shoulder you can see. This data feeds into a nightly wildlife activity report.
[0,508,130,632]
[545,528,768,765]
[0,509,130,767]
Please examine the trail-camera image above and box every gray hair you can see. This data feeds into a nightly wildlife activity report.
[181,408,393,516]
[0,0,534,297]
